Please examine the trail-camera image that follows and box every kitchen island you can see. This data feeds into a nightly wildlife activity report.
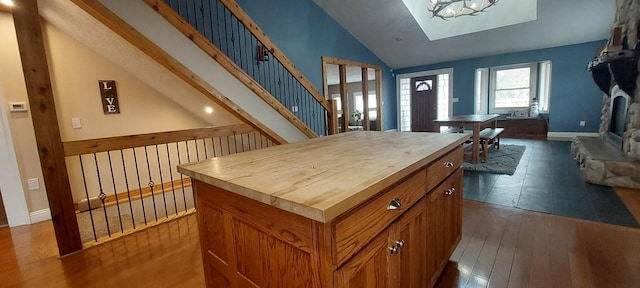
[178,131,469,287]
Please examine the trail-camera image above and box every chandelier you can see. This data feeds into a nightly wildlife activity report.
[428,0,499,19]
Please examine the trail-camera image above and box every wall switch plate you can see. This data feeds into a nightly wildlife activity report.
[579,121,586,127]
[72,117,82,129]
[27,178,39,190]
[292,106,298,112]
[8,102,27,112]
[452,98,459,103]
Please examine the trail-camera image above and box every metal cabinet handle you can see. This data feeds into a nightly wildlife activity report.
[387,198,401,210]
[444,161,455,167]
[389,240,405,254]
[445,188,455,195]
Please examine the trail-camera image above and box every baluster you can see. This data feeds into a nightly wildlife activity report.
[175,142,188,212]
[155,145,169,219]
[106,151,124,233]
[132,148,148,225]
[165,143,179,216]
[93,153,111,237]
[120,150,136,229]
[144,146,159,222]
[79,155,98,242]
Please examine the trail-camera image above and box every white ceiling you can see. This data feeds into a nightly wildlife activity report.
[313,0,616,69]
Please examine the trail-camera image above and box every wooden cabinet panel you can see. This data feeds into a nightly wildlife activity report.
[195,182,315,288]
[333,170,426,266]
[233,219,314,287]
[425,146,462,192]
[334,231,391,288]
[497,118,548,139]
[425,168,463,287]
[392,197,429,288]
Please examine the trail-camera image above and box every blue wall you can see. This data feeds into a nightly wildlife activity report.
[396,40,607,132]
[235,0,397,130]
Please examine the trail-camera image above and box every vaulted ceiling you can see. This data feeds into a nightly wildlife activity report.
[313,0,615,69]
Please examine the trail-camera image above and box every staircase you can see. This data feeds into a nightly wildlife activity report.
[152,0,331,138]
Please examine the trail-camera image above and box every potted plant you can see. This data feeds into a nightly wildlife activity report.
[352,109,363,121]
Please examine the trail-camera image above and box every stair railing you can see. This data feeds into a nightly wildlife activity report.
[146,0,334,137]
[63,124,274,246]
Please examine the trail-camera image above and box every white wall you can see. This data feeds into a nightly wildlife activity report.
[0,82,30,226]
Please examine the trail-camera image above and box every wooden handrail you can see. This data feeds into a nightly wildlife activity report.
[63,124,259,157]
[218,0,332,112]
[70,0,287,145]
[144,0,319,139]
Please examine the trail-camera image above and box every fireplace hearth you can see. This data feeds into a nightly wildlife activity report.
[572,0,640,188]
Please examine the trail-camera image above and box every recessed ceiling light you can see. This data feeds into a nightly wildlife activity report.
[204,106,213,114]
[1,0,14,7]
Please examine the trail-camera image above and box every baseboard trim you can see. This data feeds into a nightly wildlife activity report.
[547,132,599,141]
[30,209,51,223]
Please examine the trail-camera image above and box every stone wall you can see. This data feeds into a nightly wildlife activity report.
[571,0,640,188]
[614,0,640,160]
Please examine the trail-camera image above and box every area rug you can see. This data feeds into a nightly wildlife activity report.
[462,144,525,175]
[77,211,134,243]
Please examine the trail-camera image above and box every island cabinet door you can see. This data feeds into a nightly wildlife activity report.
[425,168,463,287]
[391,197,429,288]
[334,230,392,288]
[334,197,430,288]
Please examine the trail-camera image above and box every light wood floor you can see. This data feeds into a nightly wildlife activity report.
[1,198,639,288]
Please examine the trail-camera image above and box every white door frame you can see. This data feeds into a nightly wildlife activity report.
[396,68,454,131]
[0,82,31,226]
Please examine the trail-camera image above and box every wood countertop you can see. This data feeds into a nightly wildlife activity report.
[177,131,469,223]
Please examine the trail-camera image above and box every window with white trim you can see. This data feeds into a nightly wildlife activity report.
[475,61,551,114]
[354,91,377,120]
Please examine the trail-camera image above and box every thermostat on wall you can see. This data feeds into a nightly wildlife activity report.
[8,102,27,112]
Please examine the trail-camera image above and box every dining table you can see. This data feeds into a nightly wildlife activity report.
[433,114,500,164]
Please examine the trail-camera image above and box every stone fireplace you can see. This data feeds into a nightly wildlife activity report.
[571,0,640,188]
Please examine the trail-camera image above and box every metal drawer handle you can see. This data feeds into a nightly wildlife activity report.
[387,198,401,210]
[444,161,455,167]
[445,188,455,195]
[389,240,405,254]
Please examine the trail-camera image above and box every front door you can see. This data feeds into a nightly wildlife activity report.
[410,75,438,132]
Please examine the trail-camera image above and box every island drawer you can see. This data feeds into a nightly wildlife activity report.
[332,169,427,266]
[425,146,462,192]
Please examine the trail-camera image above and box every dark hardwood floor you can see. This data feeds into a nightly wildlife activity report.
[1,140,639,287]
[1,196,639,288]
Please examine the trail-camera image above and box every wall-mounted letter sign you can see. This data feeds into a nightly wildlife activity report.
[98,80,120,114]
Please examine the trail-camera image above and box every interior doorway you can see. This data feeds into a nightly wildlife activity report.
[397,68,453,132]
[322,57,383,134]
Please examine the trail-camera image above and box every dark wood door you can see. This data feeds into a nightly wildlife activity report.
[410,75,438,132]
[0,189,7,227]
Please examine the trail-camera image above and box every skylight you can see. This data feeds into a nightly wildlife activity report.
[402,0,537,40]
